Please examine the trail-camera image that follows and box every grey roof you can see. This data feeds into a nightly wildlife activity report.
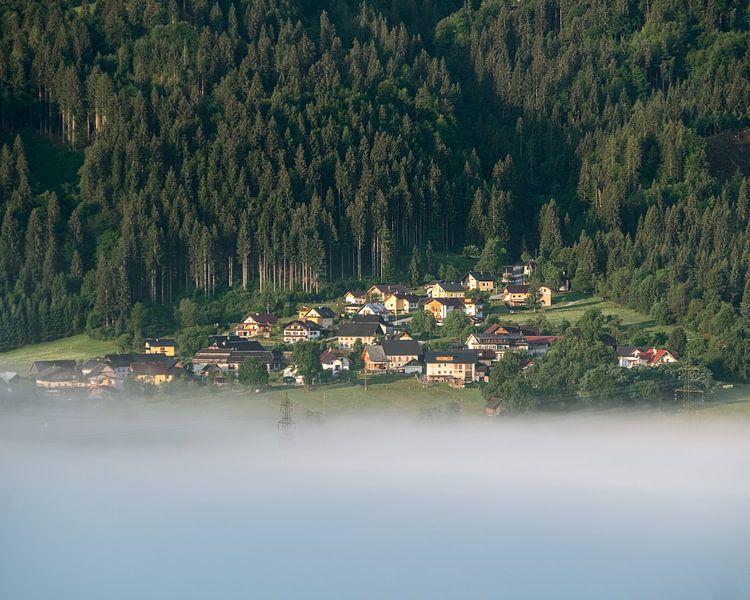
[307,306,336,318]
[351,314,387,324]
[428,297,465,307]
[283,320,322,331]
[436,281,465,292]
[381,339,422,357]
[466,271,494,281]
[371,284,409,294]
[424,350,478,364]
[364,345,387,363]
[29,360,77,375]
[338,322,383,337]
[104,353,170,367]
[211,336,266,350]
[144,338,176,346]
[504,284,530,294]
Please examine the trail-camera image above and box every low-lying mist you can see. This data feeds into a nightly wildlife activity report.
[1,395,749,600]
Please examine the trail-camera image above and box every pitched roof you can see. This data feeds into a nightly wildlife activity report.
[211,337,266,351]
[504,284,530,294]
[305,306,336,318]
[345,290,366,297]
[424,350,478,364]
[370,284,409,295]
[104,353,169,368]
[242,312,278,325]
[364,345,387,363]
[351,314,387,324]
[436,281,465,292]
[144,337,177,347]
[320,348,348,364]
[337,322,383,338]
[29,360,77,375]
[381,339,422,357]
[283,320,322,331]
[426,297,465,307]
[386,291,420,302]
[465,271,494,281]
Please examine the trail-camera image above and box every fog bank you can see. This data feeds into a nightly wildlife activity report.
[1,401,749,599]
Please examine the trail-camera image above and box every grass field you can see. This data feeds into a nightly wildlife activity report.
[489,292,674,334]
[0,334,118,373]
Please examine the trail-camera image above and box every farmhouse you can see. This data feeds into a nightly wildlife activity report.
[344,290,367,304]
[424,297,465,322]
[144,338,177,356]
[617,347,679,369]
[463,271,494,292]
[466,333,529,354]
[337,322,385,348]
[300,306,336,329]
[131,361,185,385]
[235,313,278,338]
[428,281,465,298]
[364,339,423,372]
[320,348,350,372]
[424,351,478,387]
[29,360,78,379]
[501,284,552,308]
[367,284,410,300]
[383,292,421,315]
[191,347,281,374]
[283,320,322,344]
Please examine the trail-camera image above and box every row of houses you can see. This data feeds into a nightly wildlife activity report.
[29,353,186,394]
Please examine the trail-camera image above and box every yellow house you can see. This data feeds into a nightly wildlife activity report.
[501,285,552,308]
[424,298,465,322]
[383,292,420,315]
[429,281,465,298]
[300,306,336,329]
[130,361,183,385]
[144,338,177,357]
[463,271,494,292]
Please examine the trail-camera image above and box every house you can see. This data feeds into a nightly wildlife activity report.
[381,339,423,371]
[33,366,85,390]
[363,345,388,371]
[144,338,177,356]
[617,347,679,369]
[424,351,478,387]
[501,284,552,308]
[463,272,494,292]
[357,303,390,318]
[344,290,367,304]
[337,322,385,348]
[85,363,123,390]
[0,372,19,390]
[191,348,282,374]
[80,359,104,377]
[29,360,78,379]
[523,260,537,278]
[525,336,561,357]
[283,320,322,344]
[300,306,336,329]
[103,353,171,378]
[235,313,278,338]
[466,333,529,355]
[351,313,393,335]
[320,348,350,372]
[424,298,465,323]
[210,336,266,351]
[367,284,410,301]
[383,292,421,315]
[428,281,465,298]
[423,280,442,296]
[484,323,539,337]
[343,304,363,316]
[462,297,484,318]
[131,361,185,385]
[402,359,424,375]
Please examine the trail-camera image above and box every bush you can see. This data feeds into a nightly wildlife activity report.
[237,358,269,385]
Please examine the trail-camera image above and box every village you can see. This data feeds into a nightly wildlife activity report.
[12,260,680,403]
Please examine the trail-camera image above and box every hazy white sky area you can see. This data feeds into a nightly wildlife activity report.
[1,403,749,600]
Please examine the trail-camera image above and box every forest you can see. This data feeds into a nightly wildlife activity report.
[2,0,750,380]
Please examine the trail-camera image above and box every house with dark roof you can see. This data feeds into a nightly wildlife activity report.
[424,350,479,387]
[428,281,466,298]
[29,360,77,379]
[144,338,177,356]
[367,284,410,300]
[300,306,337,329]
[191,348,282,374]
[344,290,367,304]
[423,297,466,322]
[363,339,423,372]
[501,284,552,307]
[463,271,495,292]
[383,292,421,314]
[337,322,385,348]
